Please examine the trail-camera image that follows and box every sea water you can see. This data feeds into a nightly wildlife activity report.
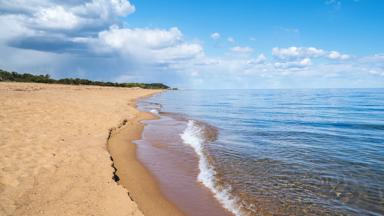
[138,89,384,216]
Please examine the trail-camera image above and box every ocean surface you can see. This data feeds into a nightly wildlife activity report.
[138,89,384,216]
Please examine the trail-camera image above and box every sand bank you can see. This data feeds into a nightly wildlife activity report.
[0,82,175,216]
[107,111,184,216]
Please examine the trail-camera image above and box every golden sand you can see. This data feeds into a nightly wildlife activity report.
[0,82,179,216]
[108,111,184,216]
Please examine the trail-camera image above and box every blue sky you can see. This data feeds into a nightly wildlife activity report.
[128,0,383,55]
[0,0,383,89]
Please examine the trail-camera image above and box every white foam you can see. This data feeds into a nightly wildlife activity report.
[180,120,244,216]
[149,109,159,115]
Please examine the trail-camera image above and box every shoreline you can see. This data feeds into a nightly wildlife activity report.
[133,111,235,216]
[1,82,229,216]
[107,100,185,216]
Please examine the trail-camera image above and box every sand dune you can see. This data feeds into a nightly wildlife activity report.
[0,82,162,216]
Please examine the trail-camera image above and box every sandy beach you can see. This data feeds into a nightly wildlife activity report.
[0,82,180,216]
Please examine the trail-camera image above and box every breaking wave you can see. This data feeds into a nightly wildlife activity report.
[180,120,245,216]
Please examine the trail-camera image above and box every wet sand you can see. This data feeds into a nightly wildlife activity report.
[107,111,184,216]
[135,114,232,216]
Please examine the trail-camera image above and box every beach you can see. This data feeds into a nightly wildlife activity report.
[2,83,383,216]
[0,82,179,216]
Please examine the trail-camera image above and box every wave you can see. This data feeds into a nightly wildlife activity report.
[180,120,245,216]
[149,109,159,115]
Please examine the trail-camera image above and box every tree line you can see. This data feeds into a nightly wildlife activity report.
[0,69,170,89]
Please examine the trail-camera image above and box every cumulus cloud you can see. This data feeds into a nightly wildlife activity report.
[272,47,325,59]
[0,0,135,31]
[91,25,203,63]
[327,51,350,60]
[0,0,139,55]
[34,6,80,30]
[97,26,182,50]
[272,46,350,60]
[210,32,220,40]
[0,0,205,85]
[247,54,267,64]
[0,0,202,64]
[274,58,312,69]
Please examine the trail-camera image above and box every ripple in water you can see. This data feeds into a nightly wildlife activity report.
[140,89,384,216]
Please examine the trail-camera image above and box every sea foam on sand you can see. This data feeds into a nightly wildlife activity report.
[180,120,244,216]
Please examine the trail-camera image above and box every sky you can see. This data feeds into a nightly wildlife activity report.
[0,0,383,89]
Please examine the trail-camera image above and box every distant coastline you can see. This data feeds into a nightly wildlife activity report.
[0,69,170,89]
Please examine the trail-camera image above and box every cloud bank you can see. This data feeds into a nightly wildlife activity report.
[0,0,382,89]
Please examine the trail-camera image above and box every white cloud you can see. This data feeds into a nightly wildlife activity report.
[274,58,312,69]
[243,54,267,67]
[227,37,235,43]
[306,47,326,56]
[272,47,325,59]
[300,58,312,66]
[98,26,182,50]
[0,0,136,32]
[360,54,384,63]
[272,46,349,60]
[110,0,136,16]
[248,54,267,64]
[230,46,253,54]
[0,0,205,82]
[0,15,35,41]
[151,43,203,61]
[34,6,80,30]
[74,0,135,20]
[210,32,220,40]
[0,0,53,13]
[328,51,350,60]
[369,69,384,76]
[93,25,203,63]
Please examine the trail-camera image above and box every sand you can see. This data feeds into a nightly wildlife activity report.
[0,82,180,216]
[108,112,184,216]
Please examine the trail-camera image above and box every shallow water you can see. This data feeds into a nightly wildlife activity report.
[135,115,231,216]
[138,89,384,216]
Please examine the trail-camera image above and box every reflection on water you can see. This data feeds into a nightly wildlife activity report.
[139,89,384,216]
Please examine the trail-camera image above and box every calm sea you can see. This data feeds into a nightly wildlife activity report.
[138,89,384,216]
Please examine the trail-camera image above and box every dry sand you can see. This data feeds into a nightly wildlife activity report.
[0,82,181,216]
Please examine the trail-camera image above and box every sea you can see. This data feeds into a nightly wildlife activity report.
[137,89,384,216]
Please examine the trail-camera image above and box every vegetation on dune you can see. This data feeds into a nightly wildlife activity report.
[0,69,170,89]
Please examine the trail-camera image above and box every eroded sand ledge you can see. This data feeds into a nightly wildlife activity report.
[0,82,167,216]
[107,111,184,216]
